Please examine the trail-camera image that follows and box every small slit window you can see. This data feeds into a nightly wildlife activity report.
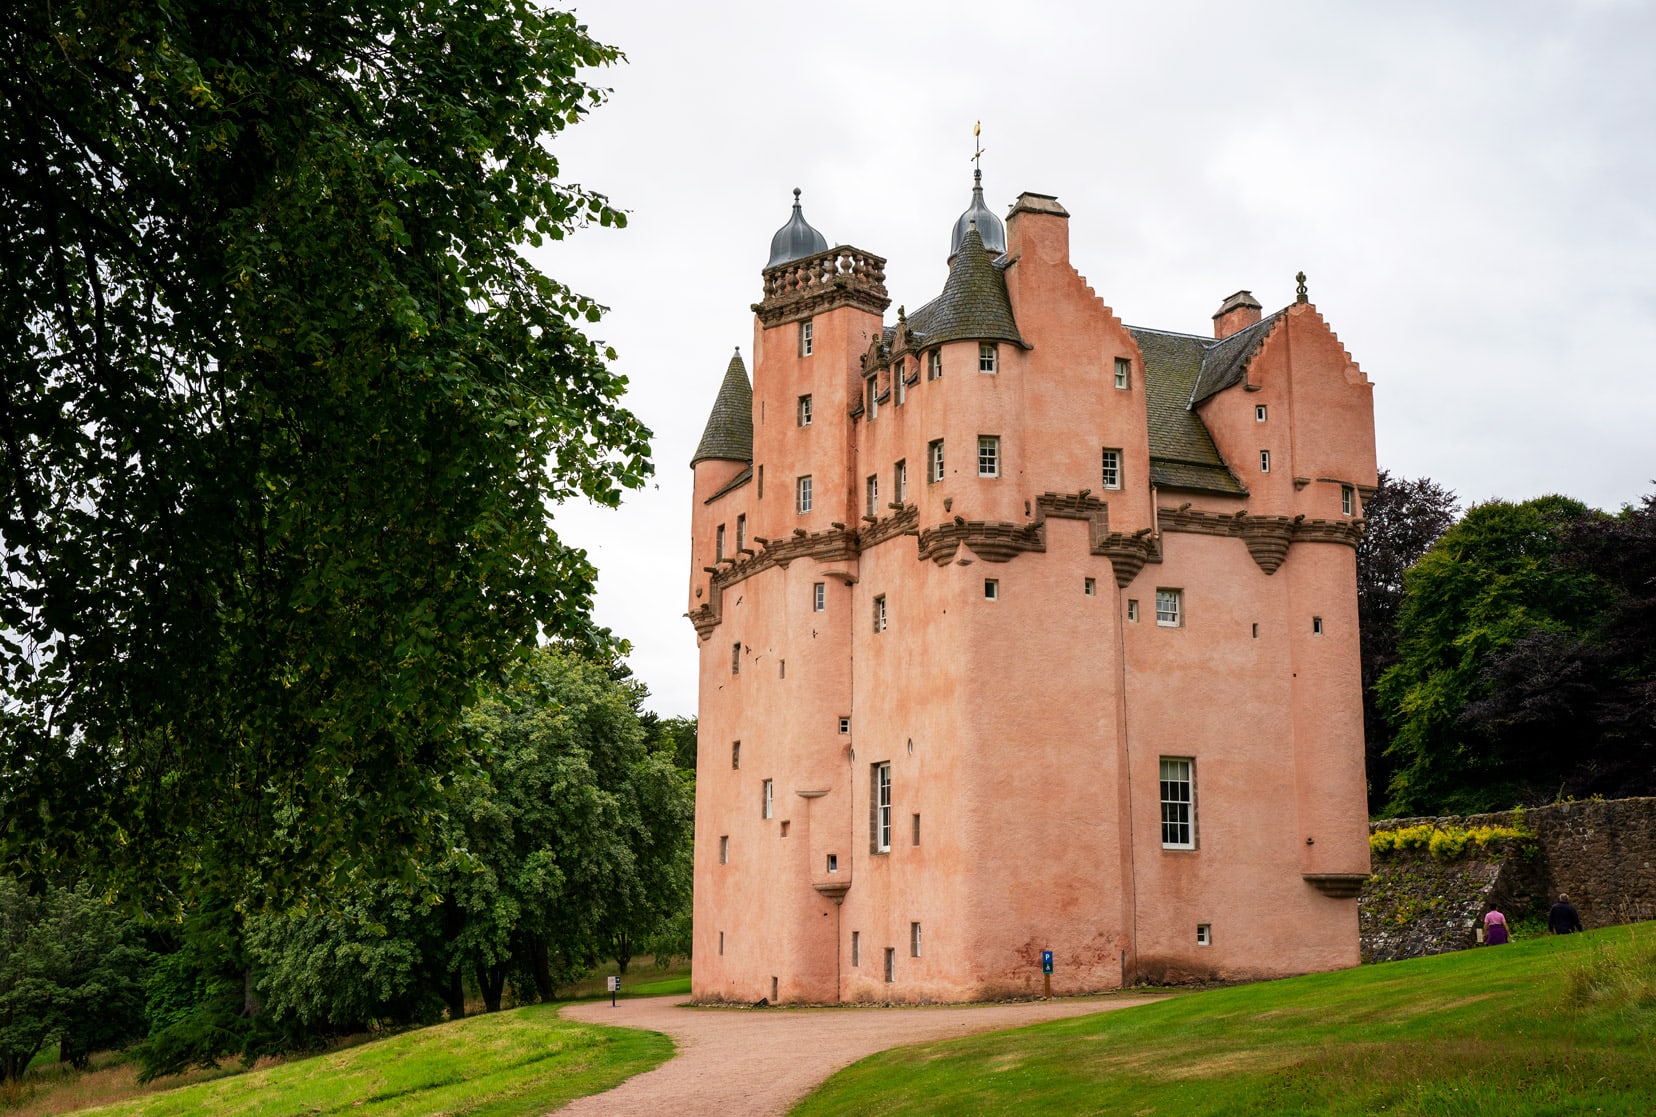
[1259,450,1271,473]
[1255,404,1267,422]
[984,579,999,600]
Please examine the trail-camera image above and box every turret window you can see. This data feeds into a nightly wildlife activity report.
[797,394,812,426]
[979,343,998,373]
[1260,450,1271,473]
[894,460,907,504]
[715,524,726,561]
[928,439,945,483]
[799,319,814,357]
[873,594,888,633]
[977,436,1000,478]
[1342,485,1355,516]
[736,514,746,550]
[796,475,813,514]
[928,351,942,381]
[866,474,879,518]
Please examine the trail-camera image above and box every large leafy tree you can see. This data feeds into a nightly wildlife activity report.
[0,1,649,906]
[1355,470,1458,812]
[1378,496,1603,814]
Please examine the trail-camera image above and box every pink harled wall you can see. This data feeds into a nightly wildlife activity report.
[690,193,1376,1003]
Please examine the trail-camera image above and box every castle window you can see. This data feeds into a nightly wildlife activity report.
[928,439,945,483]
[984,578,999,600]
[912,813,921,846]
[1313,616,1324,636]
[1256,404,1268,422]
[894,361,906,405]
[1156,589,1182,627]
[884,947,896,982]
[1101,448,1122,490]
[762,779,774,819]
[979,343,998,373]
[813,582,826,612]
[1160,757,1195,849]
[894,459,907,504]
[1259,450,1271,473]
[977,436,1000,478]
[1127,599,1139,622]
[715,523,725,561]
[732,642,741,674]
[780,820,790,837]
[732,740,740,770]
[866,375,878,420]
[796,475,812,514]
[1197,924,1212,946]
[1085,577,1097,596]
[1342,485,1355,516]
[839,716,851,734]
[797,394,813,426]
[866,474,879,518]
[827,853,838,873]
[928,351,942,380]
[872,762,892,852]
[911,922,923,958]
[799,318,814,357]
[719,836,729,864]
[1115,357,1131,390]
[873,594,888,633]
[757,464,763,499]
[772,976,779,1001]
[852,931,860,966]
[719,931,724,955]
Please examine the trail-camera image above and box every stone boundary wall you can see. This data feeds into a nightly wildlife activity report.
[1361,797,1656,962]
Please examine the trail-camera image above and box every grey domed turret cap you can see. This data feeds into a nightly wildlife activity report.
[948,169,1006,262]
[691,348,754,466]
[766,188,830,268]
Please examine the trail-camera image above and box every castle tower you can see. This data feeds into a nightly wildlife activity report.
[689,175,1375,1004]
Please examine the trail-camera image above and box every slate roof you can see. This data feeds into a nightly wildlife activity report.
[906,225,1024,349]
[1189,311,1281,405]
[1128,326,1249,496]
[691,350,753,466]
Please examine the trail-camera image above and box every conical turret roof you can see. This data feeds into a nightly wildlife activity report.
[691,349,754,466]
[766,188,830,269]
[908,223,1023,348]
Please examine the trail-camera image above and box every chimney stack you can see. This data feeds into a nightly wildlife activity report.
[1212,290,1262,339]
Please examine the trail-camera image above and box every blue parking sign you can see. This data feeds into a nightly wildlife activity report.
[1041,950,1053,974]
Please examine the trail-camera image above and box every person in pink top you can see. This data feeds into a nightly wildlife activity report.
[1483,908,1509,945]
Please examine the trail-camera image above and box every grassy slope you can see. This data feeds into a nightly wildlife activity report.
[77,1004,670,1117]
[794,924,1656,1117]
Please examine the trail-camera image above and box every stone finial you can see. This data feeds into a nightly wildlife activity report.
[1296,271,1309,304]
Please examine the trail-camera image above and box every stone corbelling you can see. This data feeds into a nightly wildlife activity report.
[1158,506,1363,575]
[755,246,890,327]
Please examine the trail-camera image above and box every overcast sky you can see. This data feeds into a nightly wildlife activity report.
[529,0,1656,718]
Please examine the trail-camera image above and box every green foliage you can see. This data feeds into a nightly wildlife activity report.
[1357,470,1459,812]
[1368,822,1534,861]
[1378,496,1604,814]
[796,926,1656,1116]
[0,880,149,1081]
[0,0,650,910]
[86,1004,671,1116]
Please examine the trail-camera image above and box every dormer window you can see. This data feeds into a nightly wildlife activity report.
[866,376,879,420]
[979,343,998,373]
[894,360,906,405]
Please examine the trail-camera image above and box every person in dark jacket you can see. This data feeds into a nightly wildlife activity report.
[1549,894,1584,934]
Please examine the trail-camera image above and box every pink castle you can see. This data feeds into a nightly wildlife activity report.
[687,174,1376,1003]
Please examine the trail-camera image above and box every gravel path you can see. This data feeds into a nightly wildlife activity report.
[555,992,1160,1116]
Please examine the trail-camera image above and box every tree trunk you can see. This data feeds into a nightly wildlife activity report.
[528,936,554,1003]
[477,963,505,1013]
[615,930,632,975]
[437,966,466,1021]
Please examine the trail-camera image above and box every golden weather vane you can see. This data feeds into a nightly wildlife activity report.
[971,121,985,171]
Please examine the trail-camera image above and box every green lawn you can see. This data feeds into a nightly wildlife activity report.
[793,924,1656,1116]
[78,1004,670,1117]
